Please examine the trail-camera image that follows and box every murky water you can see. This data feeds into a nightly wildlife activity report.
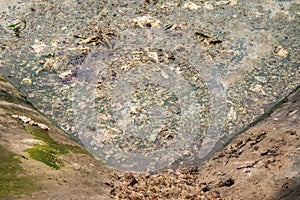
[0,0,299,172]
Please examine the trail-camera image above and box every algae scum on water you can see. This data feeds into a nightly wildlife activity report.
[0,0,299,172]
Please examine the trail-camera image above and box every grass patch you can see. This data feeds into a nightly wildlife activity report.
[24,125,88,170]
[0,145,39,198]
[26,145,64,170]
[2,105,88,170]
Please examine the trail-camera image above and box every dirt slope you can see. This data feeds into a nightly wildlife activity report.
[111,88,300,200]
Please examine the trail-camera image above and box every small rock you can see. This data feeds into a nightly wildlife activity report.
[37,123,50,130]
[202,185,210,192]
[71,163,81,170]
[20,138,45,145]
[224,178,235,187]
[11,115,50,130]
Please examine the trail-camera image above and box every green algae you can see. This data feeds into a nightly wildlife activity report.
[0,145,39,198]
[24,124,88,170]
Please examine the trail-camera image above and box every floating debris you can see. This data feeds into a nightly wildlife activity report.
[165,23,186,30]
[35,56,67,75]
[21,78,32,85]
[7,18,27,36]
[204,2,214,10]
[75,30,115,47]
[195,31,222,46]
[59,68,79,84]
[31,40,47,54]
[132,16,161,28]
[145,51,159,63]
[183,2,200,10]
[252,84,266,95]
[273,45,288,58]
[227,107,237,122]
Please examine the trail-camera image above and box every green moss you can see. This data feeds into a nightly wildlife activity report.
[2,106,88,170]
[26,145,63,170]
[0,77,7,82]
[0,145,39,198]
[24,125,88,170]
[0,89,29,106]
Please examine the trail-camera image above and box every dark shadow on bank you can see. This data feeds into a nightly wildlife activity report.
[273,177,300,200]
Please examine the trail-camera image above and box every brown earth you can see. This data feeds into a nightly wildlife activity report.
[1,72,299,200]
